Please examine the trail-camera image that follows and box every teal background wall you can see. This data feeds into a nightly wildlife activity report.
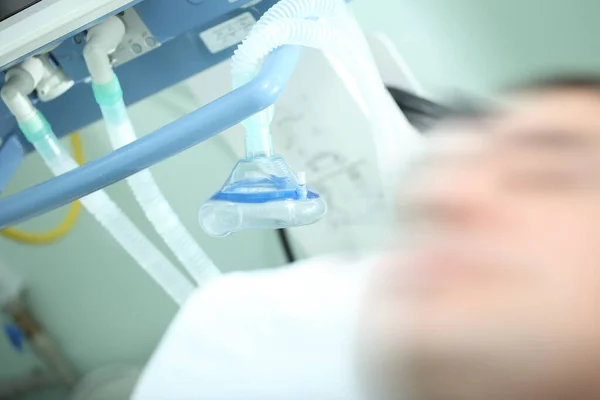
[351,0,600,97]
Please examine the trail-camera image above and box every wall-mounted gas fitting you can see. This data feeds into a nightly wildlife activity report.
[101,9,159,69]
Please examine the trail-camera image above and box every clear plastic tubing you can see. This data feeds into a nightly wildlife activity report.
[231,0,423,196]
[92,74,221,286]
[19,111,194,305]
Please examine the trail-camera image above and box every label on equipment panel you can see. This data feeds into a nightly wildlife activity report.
[200,12,257,54]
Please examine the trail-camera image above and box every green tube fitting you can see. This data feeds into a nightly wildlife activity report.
[91,73,123,107]
[18,110,65,161]
[18,111,52,143]
[92,73,128,126]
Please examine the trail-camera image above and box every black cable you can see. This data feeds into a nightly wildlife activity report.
[386,86,450,132]
[386,86,489,126]
[277,229,296,263]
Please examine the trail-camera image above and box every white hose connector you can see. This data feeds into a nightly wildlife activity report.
[0,57,43,122]
[83,16,126,85]
[1,54,74,113]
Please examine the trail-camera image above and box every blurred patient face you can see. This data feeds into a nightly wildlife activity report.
[361,87,600,400]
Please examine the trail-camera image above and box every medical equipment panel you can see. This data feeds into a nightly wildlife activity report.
[0,0,279,157]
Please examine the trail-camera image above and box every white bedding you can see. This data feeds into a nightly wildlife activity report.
[133,256,371,400]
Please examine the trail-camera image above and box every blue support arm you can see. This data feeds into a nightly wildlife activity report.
[0,46,302,229]
[0,134,24,194]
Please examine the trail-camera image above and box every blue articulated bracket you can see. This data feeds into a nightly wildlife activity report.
[0,46,302,229]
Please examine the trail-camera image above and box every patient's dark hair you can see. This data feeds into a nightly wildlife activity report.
[506,74,600,94]
[423,75,600,131]
[448,75,600,120]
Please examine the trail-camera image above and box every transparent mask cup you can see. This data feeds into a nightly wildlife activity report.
[199,155,327,237]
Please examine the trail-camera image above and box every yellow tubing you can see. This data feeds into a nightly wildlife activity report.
[1,133,85,245]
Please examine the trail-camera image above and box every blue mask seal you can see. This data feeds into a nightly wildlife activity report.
[199,155,327,237]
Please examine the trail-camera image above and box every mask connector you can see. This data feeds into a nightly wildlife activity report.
[199,155,327,237]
